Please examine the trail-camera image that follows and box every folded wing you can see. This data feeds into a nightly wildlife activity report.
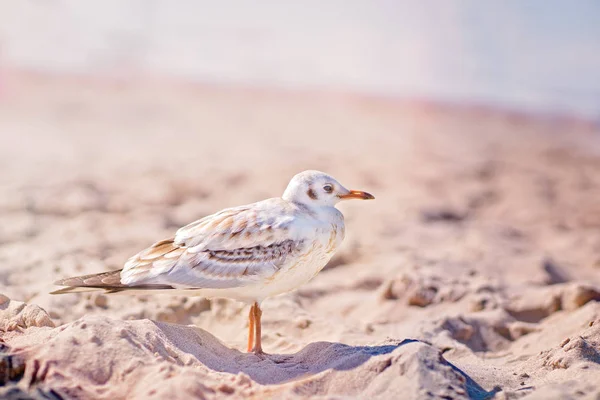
[120,200,302,289]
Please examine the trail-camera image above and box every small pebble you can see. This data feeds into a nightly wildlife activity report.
[94,294,108,308]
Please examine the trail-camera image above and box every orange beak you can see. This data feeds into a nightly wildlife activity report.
[338,190,375,200]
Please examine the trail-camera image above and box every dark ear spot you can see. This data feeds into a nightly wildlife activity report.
[307,188,318,200]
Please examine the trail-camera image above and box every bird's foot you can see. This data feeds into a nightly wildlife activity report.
[250,347,268,358]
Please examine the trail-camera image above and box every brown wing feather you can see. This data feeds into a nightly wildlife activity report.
[51,269,174,295]
[55,270,124,287]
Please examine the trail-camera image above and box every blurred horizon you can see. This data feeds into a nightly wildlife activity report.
[1,1,600,119]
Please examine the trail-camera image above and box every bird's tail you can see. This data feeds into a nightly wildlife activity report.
[51,270,174,294]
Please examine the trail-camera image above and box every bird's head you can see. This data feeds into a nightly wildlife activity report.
[282,170,374,208]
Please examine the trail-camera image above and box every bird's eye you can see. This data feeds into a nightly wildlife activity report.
[323,184,333,193]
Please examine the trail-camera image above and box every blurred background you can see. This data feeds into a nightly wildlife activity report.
[1,0,600,336]
[1,0,600,117]
[1,0,600,298]
[1,0,600,300]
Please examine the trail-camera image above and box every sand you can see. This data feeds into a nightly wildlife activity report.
[1,72,600,399]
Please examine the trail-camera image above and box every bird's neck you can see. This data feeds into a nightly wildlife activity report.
[282,197,328,212]
[291,200,341,221]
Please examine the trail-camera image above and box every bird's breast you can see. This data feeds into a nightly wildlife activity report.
[260,221,344,298]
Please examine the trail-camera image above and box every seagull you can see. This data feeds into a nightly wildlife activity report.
[52,170,374,354]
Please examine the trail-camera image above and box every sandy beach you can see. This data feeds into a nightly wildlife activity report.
[1,72,600,399]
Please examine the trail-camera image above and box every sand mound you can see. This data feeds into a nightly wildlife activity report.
[540,317,600,370]
[0,294,55,331]
[2,304,496,399]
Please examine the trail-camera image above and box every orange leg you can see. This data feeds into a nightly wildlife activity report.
[247,303,256,353]
[253,302,263,355]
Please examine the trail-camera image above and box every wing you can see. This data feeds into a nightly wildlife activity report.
[120,199,303,289]
[174,200,296,251]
